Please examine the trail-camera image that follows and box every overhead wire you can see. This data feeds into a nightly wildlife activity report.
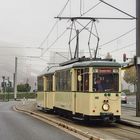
[82,1,102,16]
[110,42,136,53]
[39,1,107,54]
[40,0,136,57]
[39,0,70,51]
[79,0,135,57]
[69,0,71,17]
[57,0,70,17]
[98,0,135,19]
[55,52,69,60]
[99,27,136,48]
[38,20,59,49]
[80,0,82,16]
[82,0,85,14]
[0,46,40,49]
[41,29,68,56]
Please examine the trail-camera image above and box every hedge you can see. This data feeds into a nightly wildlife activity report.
[0,92,36,101]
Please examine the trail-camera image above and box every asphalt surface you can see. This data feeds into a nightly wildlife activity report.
[0,101,80,140]
[122,95,136,108]
[15,100,140,140]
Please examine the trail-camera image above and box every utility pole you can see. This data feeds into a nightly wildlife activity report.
[14,57,17,100]
[136,0,140,116]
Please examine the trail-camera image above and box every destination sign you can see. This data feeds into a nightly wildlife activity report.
[98,69,112,73]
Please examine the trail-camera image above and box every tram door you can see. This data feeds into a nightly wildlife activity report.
[77,68,89,92]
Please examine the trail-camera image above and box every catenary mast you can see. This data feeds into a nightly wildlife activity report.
[136,0,140,116]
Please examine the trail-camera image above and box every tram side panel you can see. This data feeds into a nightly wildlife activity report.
[46,92,55,109]
[54,92,73,113]
[74,92,91,115]
[45,74,55,110]
[37,75,54,110]
[54,69,73,115]
[37,76,46,108]
[37,92,45,108]
[73,67,91,116]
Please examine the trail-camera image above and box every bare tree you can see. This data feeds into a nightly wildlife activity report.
[123,66,137,92]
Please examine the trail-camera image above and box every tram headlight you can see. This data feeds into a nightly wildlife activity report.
[102,103,110,111]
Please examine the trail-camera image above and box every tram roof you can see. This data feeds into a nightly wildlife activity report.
[72,60,121,68]
[38,60,121,76]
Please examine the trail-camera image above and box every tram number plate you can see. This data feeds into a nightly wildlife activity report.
[95,96,99,99]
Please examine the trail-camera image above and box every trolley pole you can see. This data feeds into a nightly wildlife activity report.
[136,0,140,116]
[14,57,17,100]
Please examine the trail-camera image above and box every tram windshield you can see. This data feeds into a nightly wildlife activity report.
[93,69,119,92]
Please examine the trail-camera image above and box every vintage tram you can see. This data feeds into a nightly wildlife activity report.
[37,58,121,122]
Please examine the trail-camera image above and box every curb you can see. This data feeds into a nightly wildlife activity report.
[13,105,103,140]
[119,119,140,128]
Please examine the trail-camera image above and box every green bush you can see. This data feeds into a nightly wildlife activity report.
[122,89,130,94]
[122,89,135,95]
[17,83,31,92]
[0,92,36,100]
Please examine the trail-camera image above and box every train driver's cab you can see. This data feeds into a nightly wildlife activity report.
[93,68,119,93]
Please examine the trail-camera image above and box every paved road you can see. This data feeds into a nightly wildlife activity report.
[122,95,136,108]
[0,101,79,140]
[127,95,136,107]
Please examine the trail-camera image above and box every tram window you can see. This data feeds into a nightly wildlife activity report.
[46,74,53,91]
[55,69,71,91]
[56,72,60,91]
[77,68,89,92]
[37,76,44,92]
[93,73,119,92]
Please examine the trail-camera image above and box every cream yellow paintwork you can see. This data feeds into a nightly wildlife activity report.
[36,92,46,108]
[45,92,55,109]
[74,93,121,116]
[37,75,55,109]
[53,75,55,91]
[55,92,73,111]
[89,67,93,92]
[45,74,55,109]
[89,93,121,116]
[75,92,91,114]
[37,66,121,118]
[119,68,122,92]
[54,91,121,116]
[37,91,55,109]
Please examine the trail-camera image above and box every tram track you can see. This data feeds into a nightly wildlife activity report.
[57,116,140,140]
[122,105,136,111]
[14,102,140,140]
[98,124,140,140]
[58,115,140,140]
[117,125,140,135]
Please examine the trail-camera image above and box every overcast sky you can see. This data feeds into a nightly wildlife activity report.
[0,0,136,84]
